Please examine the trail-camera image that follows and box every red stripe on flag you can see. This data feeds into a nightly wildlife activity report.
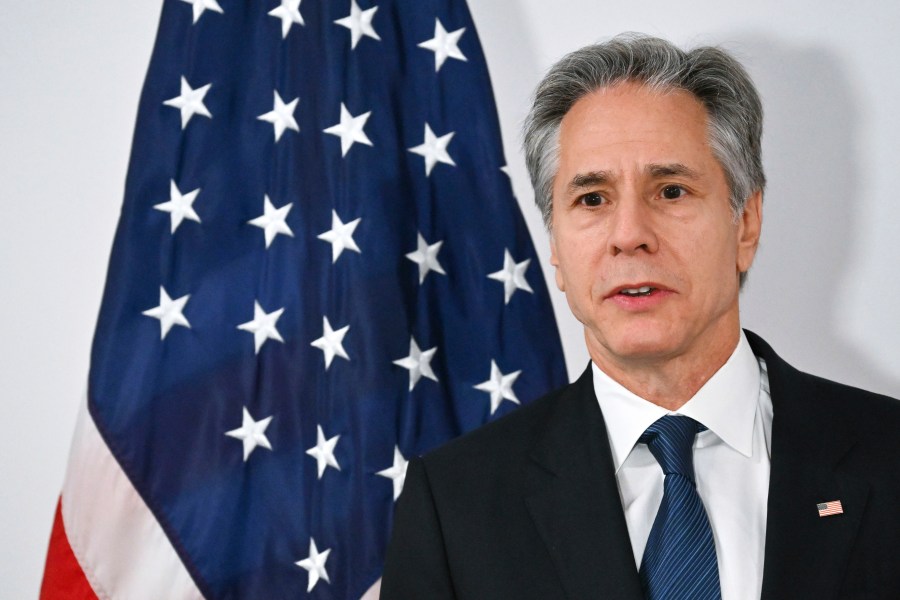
[40,497,99,600]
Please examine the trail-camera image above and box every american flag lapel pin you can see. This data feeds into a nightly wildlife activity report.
[817,500,844,517]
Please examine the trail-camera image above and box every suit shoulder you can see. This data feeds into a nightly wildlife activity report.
[766,347,900,463]
[749,329,900,426]
[799,369,900,427]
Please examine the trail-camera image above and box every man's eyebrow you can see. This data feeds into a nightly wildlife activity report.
[567,171,613,194]
[647,163,702,179]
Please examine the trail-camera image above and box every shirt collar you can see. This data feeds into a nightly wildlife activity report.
[593,331,761,473]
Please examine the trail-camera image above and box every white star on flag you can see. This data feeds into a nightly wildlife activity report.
[323,103,372,157]
[311,316,350,369]
[225,407,274,462]
[269,0,304,38]
[306,425,341,479]
[377,446,409,501]
[334,0,380,49]
[488,249,533,304]
[179,0,223,24]
[237,301,285,354]
[405,232,446,283]
[418,18,467,72]
[408,123,455,176]
[163,76,212,129]
[248,195,294,248]
[296,538,331,592]
[317,210,361,263]
[142,286,191,339]
[257,91,300,142]
[393,337,438,391]
[154,180,201,233]
[474,360,522,414]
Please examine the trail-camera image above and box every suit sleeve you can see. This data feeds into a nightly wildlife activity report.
[380,456,457,599]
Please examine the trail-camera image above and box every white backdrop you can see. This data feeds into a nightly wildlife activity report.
[3,0,899,597]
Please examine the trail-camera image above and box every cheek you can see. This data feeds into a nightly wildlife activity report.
[558,241,604,302]
[693,228,741,288]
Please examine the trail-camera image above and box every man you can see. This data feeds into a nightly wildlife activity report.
[380,34,900,599]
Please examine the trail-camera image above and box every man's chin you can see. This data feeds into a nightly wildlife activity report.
[586,327,683,366]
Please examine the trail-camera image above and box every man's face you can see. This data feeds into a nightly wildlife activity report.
[549,81,762,370]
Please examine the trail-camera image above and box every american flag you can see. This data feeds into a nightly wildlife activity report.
[40,0,567,598]
[817,500,844,517]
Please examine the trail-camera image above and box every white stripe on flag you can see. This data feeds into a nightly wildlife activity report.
[61,394,203,599]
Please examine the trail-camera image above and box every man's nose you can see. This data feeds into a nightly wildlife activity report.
[607,195,659,256]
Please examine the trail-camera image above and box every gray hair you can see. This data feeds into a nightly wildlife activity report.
[523,33,766,227]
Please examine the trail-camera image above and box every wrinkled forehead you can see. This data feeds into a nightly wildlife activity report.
[553,81,725,194]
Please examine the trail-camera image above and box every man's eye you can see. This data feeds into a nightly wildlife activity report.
[661,185,685,200]
[579,192,604,207]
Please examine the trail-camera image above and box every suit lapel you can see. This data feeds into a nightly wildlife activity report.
[747,332,870,600]
[524,366,644,600]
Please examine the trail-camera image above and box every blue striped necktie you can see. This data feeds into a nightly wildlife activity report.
[639,415,721,600]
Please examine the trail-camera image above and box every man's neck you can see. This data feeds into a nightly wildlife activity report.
[587,328,741,411]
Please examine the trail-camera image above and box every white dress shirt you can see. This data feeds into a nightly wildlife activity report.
[593,331,773,600]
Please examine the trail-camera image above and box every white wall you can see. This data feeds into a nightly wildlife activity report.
[3,1,899,597]
[1,3,163,598]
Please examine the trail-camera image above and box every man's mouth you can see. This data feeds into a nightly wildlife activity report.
[618,286,656,297]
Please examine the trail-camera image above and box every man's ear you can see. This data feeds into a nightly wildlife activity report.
[737,191,763,274]
[549,232,565,292]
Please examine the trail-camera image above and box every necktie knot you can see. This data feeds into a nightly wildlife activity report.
[639,415,705,482]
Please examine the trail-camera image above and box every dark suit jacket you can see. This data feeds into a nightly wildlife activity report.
[380,331,900,599]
